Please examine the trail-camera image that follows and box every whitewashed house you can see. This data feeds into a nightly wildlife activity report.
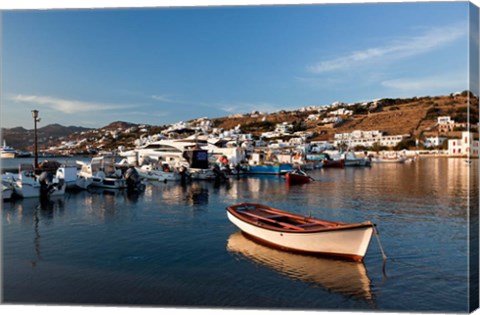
[334,130,408,148]
[329,108,353,116]
[424,136,447,148]
[437,116,455,133]
[448,131,479,156]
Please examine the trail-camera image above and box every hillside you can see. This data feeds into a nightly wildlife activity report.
[212,92,478,142]
[1,92,478,153]
[1,124,91,151]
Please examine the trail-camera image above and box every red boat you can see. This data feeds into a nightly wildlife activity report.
[323,159,345,168]
[285,170,313,184]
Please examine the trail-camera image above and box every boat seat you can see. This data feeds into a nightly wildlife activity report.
[264,215,284,219]
[298,223,322,228]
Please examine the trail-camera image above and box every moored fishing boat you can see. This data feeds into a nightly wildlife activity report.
[77,157,127,189]
[245,163,293,175]
[285,169,313,184]
[343,152,371,167]
[3,164,66,198]
[56,164,93,190]
[1,140,17,159]
[226,203,375,262]
[371,153,407,164]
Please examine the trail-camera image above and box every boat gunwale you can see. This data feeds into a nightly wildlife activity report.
[226,203,373,234]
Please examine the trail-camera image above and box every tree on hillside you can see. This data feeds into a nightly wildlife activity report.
[394,138,416,150]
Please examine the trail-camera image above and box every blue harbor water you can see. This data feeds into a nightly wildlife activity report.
[2,158,476,312]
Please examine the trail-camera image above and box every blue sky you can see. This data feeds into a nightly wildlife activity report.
[1,2,472,128]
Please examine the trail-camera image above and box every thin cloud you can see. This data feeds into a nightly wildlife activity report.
[308,23,467,74]
[151,94,174,103]
[381,74,467,92]
[220,102,280,114]
[9,94,132,114]
[151,94,285,115]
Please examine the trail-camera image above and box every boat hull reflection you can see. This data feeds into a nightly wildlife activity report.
[227,232,373,301]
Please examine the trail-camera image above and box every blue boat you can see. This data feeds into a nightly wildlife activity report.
[245,163,293,175]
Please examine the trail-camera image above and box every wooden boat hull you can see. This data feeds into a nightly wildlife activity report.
[285,172,311,184]
[323,159,345,168]
[226,203,374,262]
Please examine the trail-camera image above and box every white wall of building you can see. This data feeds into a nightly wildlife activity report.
[448,131,479,156]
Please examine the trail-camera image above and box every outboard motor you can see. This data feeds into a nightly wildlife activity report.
[212,164,227,183]
[178,166,190,185]
[38,171,55,197]
[124,167,145,192]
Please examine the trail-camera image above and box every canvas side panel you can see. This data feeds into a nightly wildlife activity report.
[469,1,480,312]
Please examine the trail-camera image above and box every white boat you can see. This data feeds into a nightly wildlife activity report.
[77,157,126,189]
[3,164,66,198]
[1,140,16,159]
[56,165,93,190]
[119,138,246,168]
[371,153,407,163]
[119,140,217,180]
[342,152,371,167]
[226,203,374,262]
[2,182,14,200]
[135,163,182,182]
[118,139,194,165]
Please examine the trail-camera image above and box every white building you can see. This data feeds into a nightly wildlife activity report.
[321,117,343,126]
[274,122,293,134]
[307,114,321,121]
[448,131,479,156]
[424,136,447,148]
[334,130,408,148]
[329,108,353,116]
[437,116,455,133]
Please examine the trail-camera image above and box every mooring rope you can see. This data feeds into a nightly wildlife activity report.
[372,224,388,279]
[373,224,388,261]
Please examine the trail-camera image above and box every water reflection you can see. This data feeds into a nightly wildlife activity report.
[3,196,65,225]
[3,196,66,269]
[145,181,211,206]
[227,232,373,302]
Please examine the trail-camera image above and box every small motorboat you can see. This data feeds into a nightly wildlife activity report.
[226,203,375,262]
[285,169,313,184]
[135,163,182,182]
